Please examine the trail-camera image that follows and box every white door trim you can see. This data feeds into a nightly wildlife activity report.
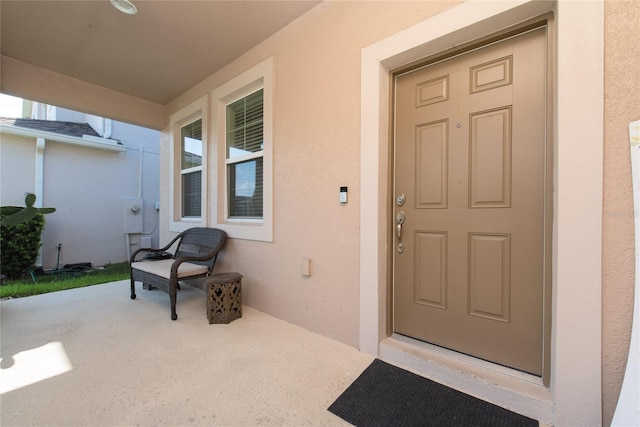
[359,1,603,425]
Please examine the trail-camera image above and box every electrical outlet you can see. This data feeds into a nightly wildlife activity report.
[302,258,311,276]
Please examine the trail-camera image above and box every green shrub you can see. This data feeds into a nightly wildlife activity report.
[1,213,45,280]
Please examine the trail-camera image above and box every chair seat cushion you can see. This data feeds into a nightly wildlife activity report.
[131,259,208,279]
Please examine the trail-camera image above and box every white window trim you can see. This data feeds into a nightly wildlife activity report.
[210,57,273,242]
[169,95,208,232]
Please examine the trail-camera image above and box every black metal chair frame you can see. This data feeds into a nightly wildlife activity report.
[129,227,226,320]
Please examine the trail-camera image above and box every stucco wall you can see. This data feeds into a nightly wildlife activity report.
[0,134,36,205]
[0,56,166,131]
[163,1,461,346]
[39,138,159,269]
[161,1,638,421]
[41,142,135,267]
[602,0,640,424]
[1,116,161,270]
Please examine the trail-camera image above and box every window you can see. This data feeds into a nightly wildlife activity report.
[226,89,263,219]
[181,119,202,217]
[211,57,273,242]
[169,95,207,232]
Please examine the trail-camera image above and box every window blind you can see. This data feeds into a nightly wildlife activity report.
[226,90,264,157]
[226,89,264,219]
[182,171,201,217]
[181,118,202,217]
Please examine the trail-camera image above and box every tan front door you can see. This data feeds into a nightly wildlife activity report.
[393,26,549,376]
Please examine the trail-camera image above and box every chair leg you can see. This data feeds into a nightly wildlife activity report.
[170,280,178,320]
[130,275,136,300]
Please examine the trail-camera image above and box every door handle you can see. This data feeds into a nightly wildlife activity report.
[396,211,405,239]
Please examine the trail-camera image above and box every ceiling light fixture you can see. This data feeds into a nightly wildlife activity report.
[110,0,137,15]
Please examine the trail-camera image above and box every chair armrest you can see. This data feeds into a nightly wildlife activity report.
[169,252,221,277]
[130,232,184,263]
[131,247,174,263]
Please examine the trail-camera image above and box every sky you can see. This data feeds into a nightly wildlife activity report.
[0,94,24,118]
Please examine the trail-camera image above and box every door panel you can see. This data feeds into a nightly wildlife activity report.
[469,107,511,208]
[415,231,448,309]
[468,233,511,323]
[393,27,548,375]
[416,121,448,208]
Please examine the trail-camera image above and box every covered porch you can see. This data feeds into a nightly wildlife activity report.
[0,282,372,426]
[2,1,638,425]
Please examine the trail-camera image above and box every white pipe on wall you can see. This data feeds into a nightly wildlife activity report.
[34,137,45,266]
[103,118,112,139]
[138,144,143,199]
[35,138,45,206]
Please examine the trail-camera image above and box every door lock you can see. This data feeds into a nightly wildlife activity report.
[396,192,406,206]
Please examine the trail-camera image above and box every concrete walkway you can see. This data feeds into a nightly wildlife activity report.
[0,280,373,426]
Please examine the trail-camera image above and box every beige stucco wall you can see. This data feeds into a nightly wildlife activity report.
[161,2,637,421]
[162,1,638,422]
[164,1,461,347]
[602,0,639,424]
[0,56,166,131]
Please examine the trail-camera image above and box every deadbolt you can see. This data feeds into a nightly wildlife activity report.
[396,193,406,206]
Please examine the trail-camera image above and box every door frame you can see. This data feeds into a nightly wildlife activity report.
[359,1,603,425]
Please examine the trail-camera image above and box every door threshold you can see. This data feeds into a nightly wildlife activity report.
[379,334,553,424]
[391,333,543,384]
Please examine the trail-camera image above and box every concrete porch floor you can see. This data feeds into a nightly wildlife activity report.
[0,280,373,426]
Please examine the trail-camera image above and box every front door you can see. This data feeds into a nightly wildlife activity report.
[393,26,549,376]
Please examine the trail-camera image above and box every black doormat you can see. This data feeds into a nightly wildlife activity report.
[328,359,537,427]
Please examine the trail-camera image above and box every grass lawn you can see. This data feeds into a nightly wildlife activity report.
[0,262,130,299]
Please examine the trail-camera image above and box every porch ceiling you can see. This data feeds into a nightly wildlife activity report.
[0,0,320,105]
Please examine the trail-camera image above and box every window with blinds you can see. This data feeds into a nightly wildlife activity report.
[226,89,263,218]
[181,119,202,218]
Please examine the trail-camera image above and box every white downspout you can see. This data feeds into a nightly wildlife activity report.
[103,118,112,139]
[138,144,143,199]
[126,145,145,262]
[35,138,45,206]
[35,137,45,266]
[31,102,46,120]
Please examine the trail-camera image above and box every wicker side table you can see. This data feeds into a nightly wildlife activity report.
[206,272,242,324]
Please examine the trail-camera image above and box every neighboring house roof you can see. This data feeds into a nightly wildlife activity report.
[0,117,102,138]
[0,117,125,152]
